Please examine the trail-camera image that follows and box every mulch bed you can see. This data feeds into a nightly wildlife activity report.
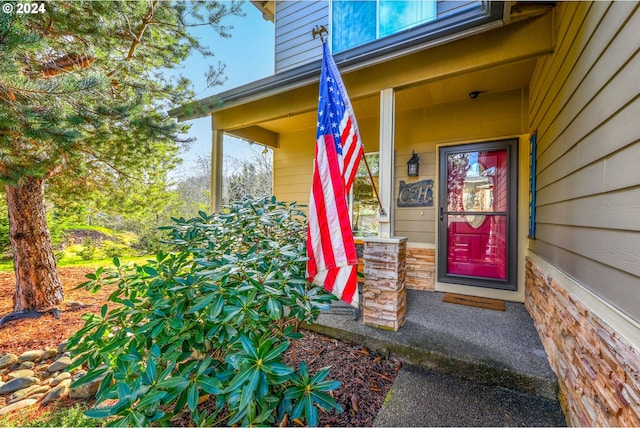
[0,267,400,426]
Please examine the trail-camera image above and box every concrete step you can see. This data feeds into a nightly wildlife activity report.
[303,291,560,401]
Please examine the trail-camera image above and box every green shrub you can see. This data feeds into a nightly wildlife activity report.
[67,197,340,427]
[77,237,96,260]
[132,223,173,255]
[102,242,130,259]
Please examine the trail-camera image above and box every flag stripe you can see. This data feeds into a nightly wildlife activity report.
[306,227,318,278]
[320,134,358,265]
[340,266,358,304]
[312,146,339,270]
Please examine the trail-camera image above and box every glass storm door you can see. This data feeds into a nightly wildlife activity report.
[438,140,518,290]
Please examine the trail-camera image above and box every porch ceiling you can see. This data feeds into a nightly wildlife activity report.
[253,58,538,135]
[395,58,537,112]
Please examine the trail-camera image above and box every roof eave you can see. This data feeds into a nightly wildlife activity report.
[170,2,506,122]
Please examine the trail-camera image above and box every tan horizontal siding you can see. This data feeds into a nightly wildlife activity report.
[393,230,434,244]
[529,1,640,321]
[536,135,640,206]
[536,188,640,231]
[537,224,640,277]
[273,126,315,204]
[534,2,638,163]
[528,2,589,128]
[536,96,640,192]
[537,34,640,182]
[395,209,436,222]
[531,239,640,321]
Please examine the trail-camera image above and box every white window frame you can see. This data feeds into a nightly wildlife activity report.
[330,0,437,54]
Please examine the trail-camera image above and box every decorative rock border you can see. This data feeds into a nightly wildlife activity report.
[0,341,101,416]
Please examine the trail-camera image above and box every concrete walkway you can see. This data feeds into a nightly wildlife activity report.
[304,290,567,427]
[374,365,566,427]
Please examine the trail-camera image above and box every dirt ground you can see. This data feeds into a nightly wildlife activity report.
[0,267,110,355]
[0,267,399,426]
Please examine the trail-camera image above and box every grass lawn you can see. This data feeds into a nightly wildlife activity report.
[0,402,100,428]
[0,256,152,272]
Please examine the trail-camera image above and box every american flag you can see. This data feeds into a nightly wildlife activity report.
[307,41,364,307]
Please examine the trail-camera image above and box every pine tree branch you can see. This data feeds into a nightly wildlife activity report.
[78,147,139,182]
[126,0,160,61]
[107,0,160,78]
[1,77,103,97]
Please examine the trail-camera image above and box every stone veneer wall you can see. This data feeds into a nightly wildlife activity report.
[362,238,407,331]
[405,247,435,291]
[525,258,640,426]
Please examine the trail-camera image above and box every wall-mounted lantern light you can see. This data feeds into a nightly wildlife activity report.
[407,151,420,177]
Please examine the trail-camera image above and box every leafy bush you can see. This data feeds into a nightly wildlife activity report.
[67,197,340,427]
[101,242,131,259]
[132,223,173,255]
[76,238,96,260]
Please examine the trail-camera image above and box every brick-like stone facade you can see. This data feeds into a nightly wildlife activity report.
[525,258,640,426]
[362,238,407,331]
[406,247,435,291]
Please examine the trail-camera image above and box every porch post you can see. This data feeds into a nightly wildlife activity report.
[362,237,407,331]
[378,88,395,238]
[211,122,224,213]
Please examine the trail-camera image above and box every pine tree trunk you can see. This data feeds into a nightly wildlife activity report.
[5,177,63,311]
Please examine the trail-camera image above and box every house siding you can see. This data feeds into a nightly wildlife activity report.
[273,113,380,204]
[274,0,487,73]
[527,2,640,425]
[274,1,327,73]
[529,1,640,322]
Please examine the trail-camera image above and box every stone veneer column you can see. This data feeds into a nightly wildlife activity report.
[362,237,407,331]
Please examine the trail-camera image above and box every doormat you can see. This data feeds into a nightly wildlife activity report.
[442,293,505,311]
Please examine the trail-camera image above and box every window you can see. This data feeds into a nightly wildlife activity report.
[332,0,437,53]
[351,153,379,237]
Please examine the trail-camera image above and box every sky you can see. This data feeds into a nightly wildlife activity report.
[171,3,275,179]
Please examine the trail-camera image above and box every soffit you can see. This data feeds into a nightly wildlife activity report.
[395,58,537,112]
[254,58,537,134]
[250,1,275,22]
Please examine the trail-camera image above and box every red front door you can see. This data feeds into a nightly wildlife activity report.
[438,140,517,290]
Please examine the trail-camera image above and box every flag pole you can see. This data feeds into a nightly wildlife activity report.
[311,25,387,217]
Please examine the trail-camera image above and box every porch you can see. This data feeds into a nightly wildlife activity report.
[304,289,558,400]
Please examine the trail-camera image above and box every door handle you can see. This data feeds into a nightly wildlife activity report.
[440,207,444,221]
